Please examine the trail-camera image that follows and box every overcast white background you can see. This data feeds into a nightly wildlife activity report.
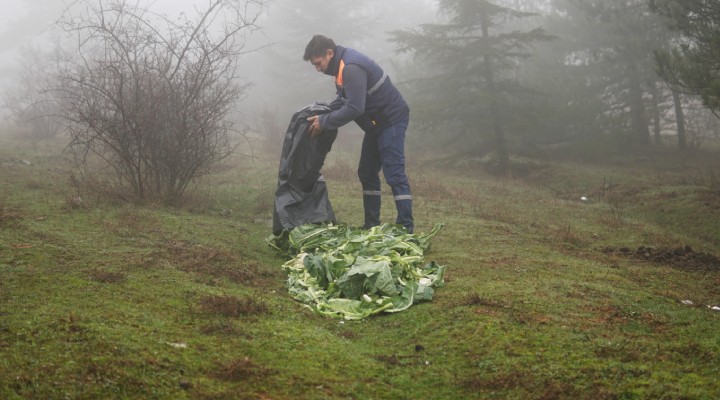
[0,0,436,121]
[0,0,209,80]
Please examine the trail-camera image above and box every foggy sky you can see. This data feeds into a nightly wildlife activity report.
[0,0,222,74]
[0,0,438,123]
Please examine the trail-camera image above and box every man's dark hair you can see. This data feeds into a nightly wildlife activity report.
[303,34,336,61]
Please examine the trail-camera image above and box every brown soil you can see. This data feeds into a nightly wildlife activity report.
[602,245,720,272]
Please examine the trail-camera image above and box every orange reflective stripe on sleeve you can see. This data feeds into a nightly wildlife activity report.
[335,59,345,86]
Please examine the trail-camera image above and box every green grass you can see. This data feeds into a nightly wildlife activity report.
[1,138,719,399]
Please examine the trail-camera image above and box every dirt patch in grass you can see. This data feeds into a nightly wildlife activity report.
[209,357,274,382]
[602,245,720,271]
[698,189,720,207]
[580,302,669,334]
[109,208,163,234]
[166,240,275,286]
[57,312,86,335]
[198,294,269,317]
[456,293,508,317]
[459,293,552,325]
[674,342,717,363]
[374,353,425,367]
[374,354,404,366]
[336,330,358,340]
[0,204,25,227]
[462,373,582,399]
[462,293,511,309]
[546,224,591,249]
[88,269,126,283]
[199,320,253,338]
[461,371,524,391]
[587,304,632,326]
[165,239,231,267]
[593,341,643,362]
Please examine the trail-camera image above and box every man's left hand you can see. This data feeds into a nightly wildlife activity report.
[307,115,321,137]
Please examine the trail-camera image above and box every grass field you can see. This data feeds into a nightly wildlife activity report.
[1,137,719,399]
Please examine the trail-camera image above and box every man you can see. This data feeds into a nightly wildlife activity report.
[303,34,414,232]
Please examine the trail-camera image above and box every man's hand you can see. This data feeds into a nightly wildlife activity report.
[307,115,321,137]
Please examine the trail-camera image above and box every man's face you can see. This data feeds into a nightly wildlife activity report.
[310,49,334,73]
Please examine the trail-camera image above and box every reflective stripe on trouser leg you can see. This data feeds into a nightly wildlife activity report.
[378,121,413,232]
[393,196,413,233]
[362,192,381,229]
[359,131,382,230]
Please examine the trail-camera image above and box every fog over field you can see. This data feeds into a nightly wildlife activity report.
[0,0,718,163]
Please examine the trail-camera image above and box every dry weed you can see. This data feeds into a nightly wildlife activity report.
[198,294,269,317]
[165,240,272,285]
[322,157,357,182]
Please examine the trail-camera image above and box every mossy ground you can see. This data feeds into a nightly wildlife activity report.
[1,138,719,399]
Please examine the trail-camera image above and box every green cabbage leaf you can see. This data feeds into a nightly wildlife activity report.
[269,223,446,320]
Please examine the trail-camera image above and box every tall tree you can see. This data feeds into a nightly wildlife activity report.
[392,0,553,176]
[671,90,688,150]
[651,0,720,116]
[546,0,673,145]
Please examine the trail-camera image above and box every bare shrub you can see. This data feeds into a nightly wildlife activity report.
[53,0,266,203]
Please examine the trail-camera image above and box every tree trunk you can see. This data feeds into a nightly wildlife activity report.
[628,64,650,145]
[482,13,510,177]
[648,81,663,146]
[671,90,687,151]
[491,100,510,177]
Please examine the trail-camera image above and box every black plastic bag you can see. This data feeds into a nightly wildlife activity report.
[272,104,338,235]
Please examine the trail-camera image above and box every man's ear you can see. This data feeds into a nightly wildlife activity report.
[327,48,334,58]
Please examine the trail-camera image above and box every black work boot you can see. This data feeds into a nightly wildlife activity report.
[362,193,381,229]
[394,197,413,233]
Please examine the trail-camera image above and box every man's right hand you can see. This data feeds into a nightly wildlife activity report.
[307,116,322,137]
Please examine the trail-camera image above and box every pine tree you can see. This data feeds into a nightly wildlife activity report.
[651,0,720,116]
[545,0,674,145]
[392,0,553,176]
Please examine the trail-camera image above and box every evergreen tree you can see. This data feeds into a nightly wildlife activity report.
[544,0,673,145]
[392,0,553,176]
[651,0,720,116]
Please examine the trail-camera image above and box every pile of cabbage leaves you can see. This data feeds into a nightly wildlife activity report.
[269,223,446,320]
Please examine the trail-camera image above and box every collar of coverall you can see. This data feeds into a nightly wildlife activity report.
[324,46,344,77]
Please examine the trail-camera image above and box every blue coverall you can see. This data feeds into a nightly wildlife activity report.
[318,46,414,232]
